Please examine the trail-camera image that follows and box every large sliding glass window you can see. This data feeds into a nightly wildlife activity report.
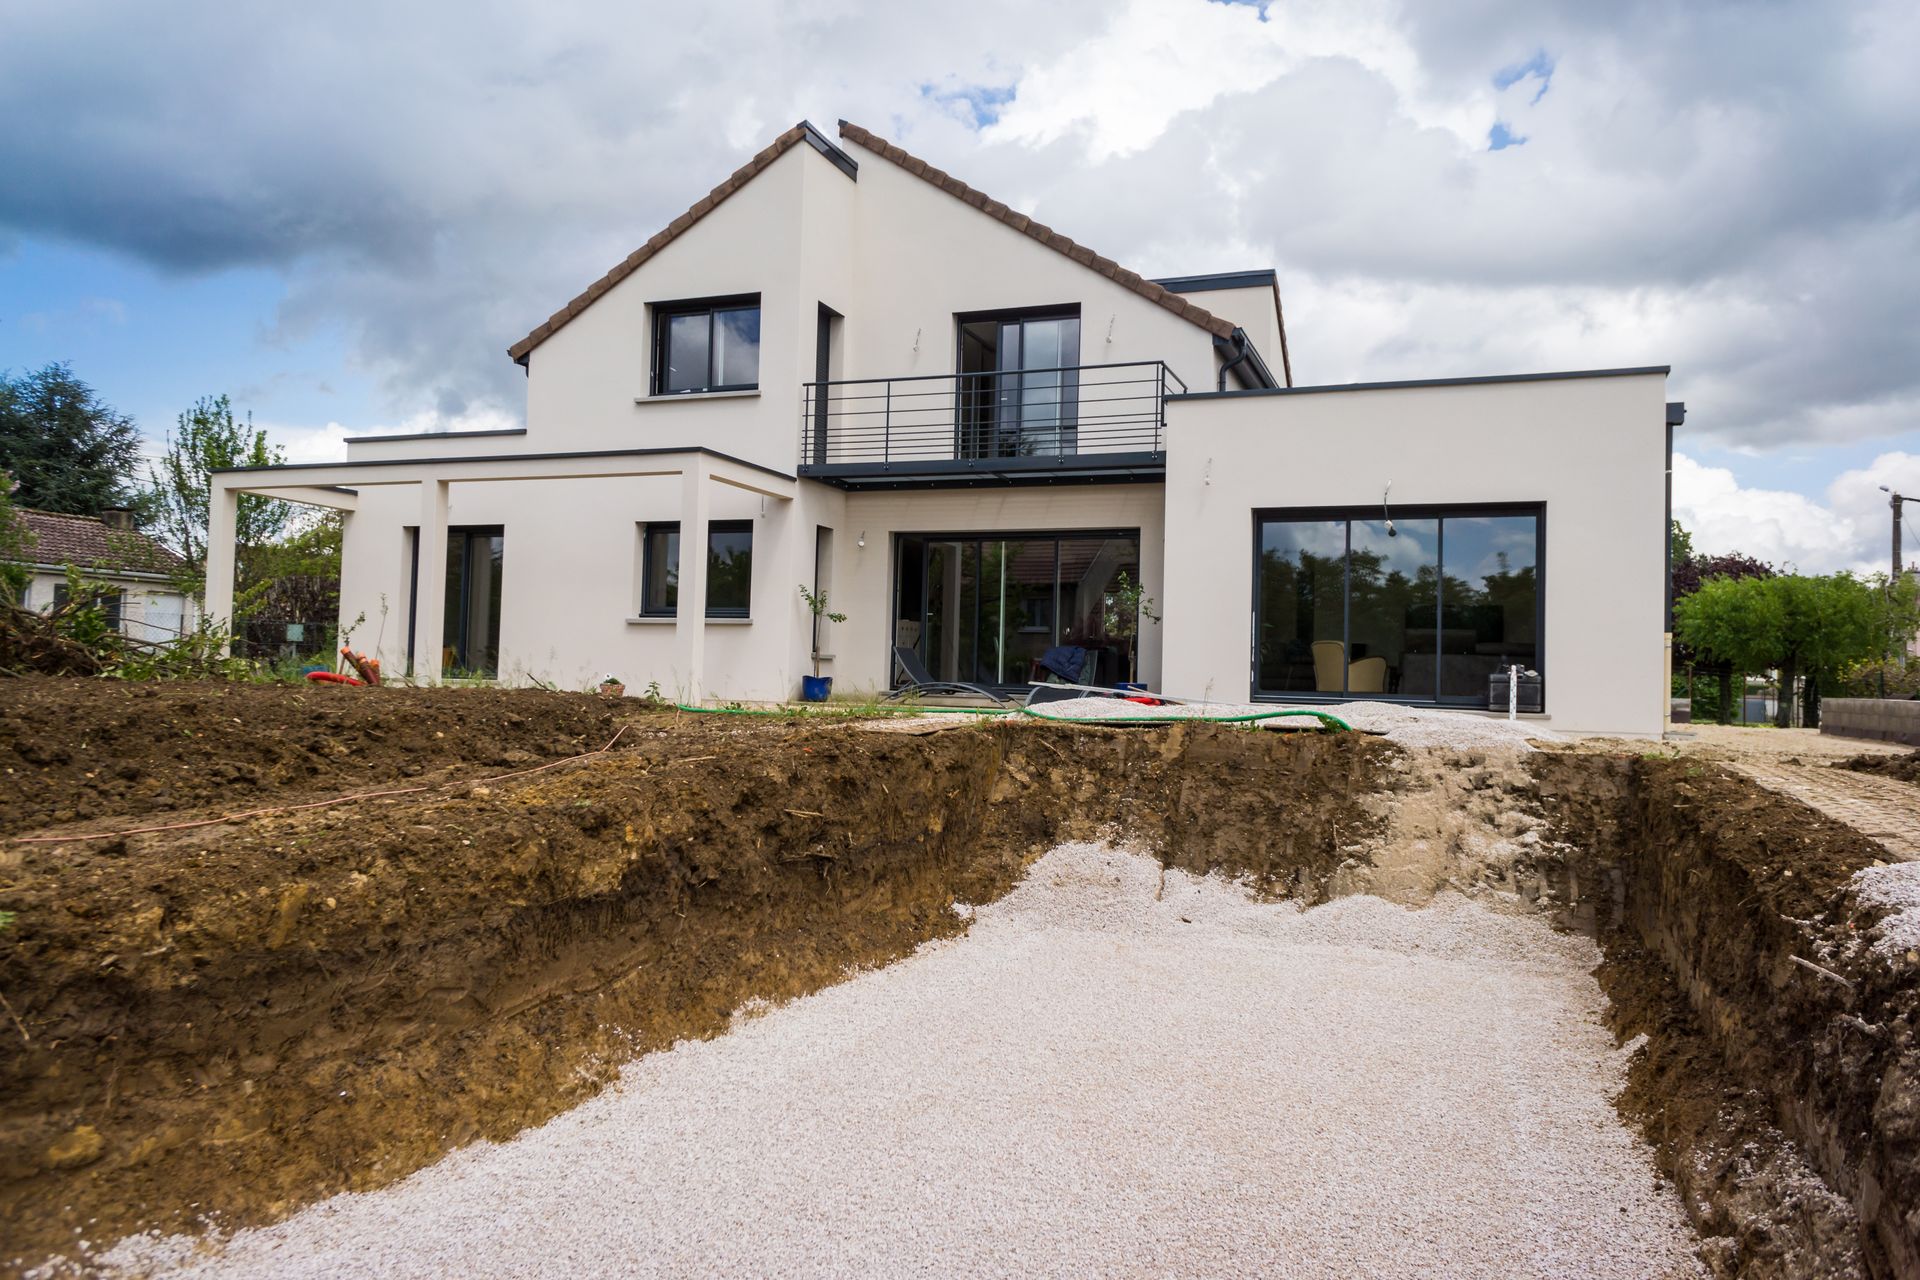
[1255,508,1541,706]
[895,531,1139,689]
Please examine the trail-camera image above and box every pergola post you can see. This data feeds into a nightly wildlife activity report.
[677,459,710,702]
[205,480,240,654]
[414,479,449,683]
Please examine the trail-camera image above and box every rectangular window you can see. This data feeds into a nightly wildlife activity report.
[652,295,761,395]
[1254,507,1541,706]
[441,527,504,677]
[641,521,754,618]
[51,583,125,631]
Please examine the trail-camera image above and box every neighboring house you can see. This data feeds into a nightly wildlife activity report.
[208,120,1676,736]
[8,508,198,643]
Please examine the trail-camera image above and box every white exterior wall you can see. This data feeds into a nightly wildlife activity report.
[1160,373,1671,736]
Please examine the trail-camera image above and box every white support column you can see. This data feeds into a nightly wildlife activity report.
[677,459,710,702]
[205,479,240,654]
[413,479,449,684]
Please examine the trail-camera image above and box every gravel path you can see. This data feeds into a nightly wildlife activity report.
[95,846,1701,1280]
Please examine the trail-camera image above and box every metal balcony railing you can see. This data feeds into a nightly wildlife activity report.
[799,360,1183,477]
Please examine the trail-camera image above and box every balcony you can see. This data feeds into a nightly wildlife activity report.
[798,360,1183,489]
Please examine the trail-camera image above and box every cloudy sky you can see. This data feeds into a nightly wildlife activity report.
[2,0,1916,573]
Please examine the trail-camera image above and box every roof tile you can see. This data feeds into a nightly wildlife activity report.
[8,510,183,576]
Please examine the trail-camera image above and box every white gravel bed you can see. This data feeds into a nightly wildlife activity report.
[93,845,1699,1280]
[1851,860,1920,959]
[1026,695,1550,750]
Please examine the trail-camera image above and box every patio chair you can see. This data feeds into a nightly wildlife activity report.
[884,645,1012,704]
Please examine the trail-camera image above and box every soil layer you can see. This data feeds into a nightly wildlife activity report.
[0,680,638,837]
[0,689,1392,1275]
[1532,755,1920,1279]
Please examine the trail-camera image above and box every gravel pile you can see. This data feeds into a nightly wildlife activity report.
[93,845,1700,1280]
[1027,696,1550,751]
[1852,860,1920,958]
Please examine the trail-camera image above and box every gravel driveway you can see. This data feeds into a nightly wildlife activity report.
[98,845,1702,1279]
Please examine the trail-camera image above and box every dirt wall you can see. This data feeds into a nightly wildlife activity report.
[0,709,1392,1275]
[1533,755,1920,1279]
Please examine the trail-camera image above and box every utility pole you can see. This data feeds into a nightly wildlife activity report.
[1880,486,1907,699]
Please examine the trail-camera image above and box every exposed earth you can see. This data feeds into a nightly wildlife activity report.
[2,679,1917,1278]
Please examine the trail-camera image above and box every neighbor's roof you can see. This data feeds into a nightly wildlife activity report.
[507,119,1237,365]
[8,509,183,576]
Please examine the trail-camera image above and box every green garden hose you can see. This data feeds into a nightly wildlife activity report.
[670,701,1350,731]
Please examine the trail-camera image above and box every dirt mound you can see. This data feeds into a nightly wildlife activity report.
[0,679,633,836]
[1835,750,1920,785]
[0,705,1394,1275]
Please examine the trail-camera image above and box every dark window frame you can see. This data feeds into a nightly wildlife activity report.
[890,526,1141,691]
[650,293,762,396]
[444,525,505,678]
[1249,502,1546,710]
[640,520,755,619]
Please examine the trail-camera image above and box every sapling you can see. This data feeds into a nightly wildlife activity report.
[798,583,847,678]
[1102,571,1161,685]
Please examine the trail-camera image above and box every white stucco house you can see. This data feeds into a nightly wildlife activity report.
[8,507,198,642]
[208,120,1678,736]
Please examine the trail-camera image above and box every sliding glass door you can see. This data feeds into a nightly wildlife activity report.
[956,310,1081,459]
[895,531,1139,689]
[1255,508,1540,705]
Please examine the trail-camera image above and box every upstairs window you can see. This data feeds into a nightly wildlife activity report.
[653,295,760,395]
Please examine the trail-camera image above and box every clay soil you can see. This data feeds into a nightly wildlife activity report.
[0,681,1393,1275]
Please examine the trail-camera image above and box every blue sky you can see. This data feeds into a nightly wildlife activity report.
[4,0,1917,571]
[1,240,377,457]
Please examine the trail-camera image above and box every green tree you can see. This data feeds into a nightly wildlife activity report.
[146,395,291,593]
[0,363,144,515]
[1674,576,1783,724]
[0,472,36,604]
[1679,571,1911,727]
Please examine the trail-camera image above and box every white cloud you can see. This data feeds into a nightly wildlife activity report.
[1673,450,1920,575]
[260,405,521,466]
[1,0,1916,488]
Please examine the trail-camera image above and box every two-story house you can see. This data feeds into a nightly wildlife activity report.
[207,120,1677,736]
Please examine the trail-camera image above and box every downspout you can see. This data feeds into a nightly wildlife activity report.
[1216,331,1255,391]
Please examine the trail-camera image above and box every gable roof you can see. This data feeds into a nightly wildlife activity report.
[9,509,183,576]
[834,122,1236,342]
[507,122,859,366]
[506,117,1240,366]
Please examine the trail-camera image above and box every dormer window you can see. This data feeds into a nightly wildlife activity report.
[653,295,760,394]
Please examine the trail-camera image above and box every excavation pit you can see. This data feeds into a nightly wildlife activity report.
[2,682,1916,1278]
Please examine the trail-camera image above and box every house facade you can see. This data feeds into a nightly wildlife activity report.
[208,120,1675,736]
[8,507,197,642]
